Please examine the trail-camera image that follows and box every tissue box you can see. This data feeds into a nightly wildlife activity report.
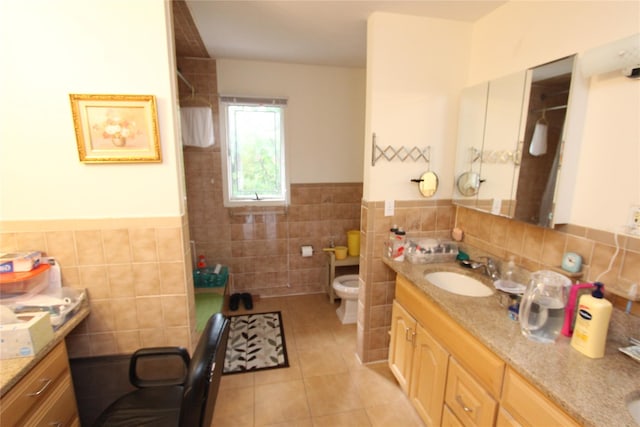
[0,312,53,359]
[0,251,41,274]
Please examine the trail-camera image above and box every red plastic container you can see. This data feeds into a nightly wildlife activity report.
[0,264,50,300]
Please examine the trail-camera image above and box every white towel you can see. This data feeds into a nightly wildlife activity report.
[180,107,214,148]
[529,121,548,156]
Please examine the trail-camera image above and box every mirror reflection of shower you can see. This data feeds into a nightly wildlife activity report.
[514,56,573,227]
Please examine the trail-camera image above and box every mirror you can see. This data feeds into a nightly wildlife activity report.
[453,81,487,205]
[456,171,481,196]
[415,171,439,197]
[453,56,575,227]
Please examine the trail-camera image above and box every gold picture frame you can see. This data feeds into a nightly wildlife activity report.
[69,94,162,163]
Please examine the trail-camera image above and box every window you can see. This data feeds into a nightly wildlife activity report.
[220,96,288,207]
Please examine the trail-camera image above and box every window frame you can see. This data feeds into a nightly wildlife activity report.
[219,96,289,208]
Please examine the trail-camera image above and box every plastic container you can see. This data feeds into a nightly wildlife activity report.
[347,230,360,257]
[0,264,51,301]
[197,255,207,269]
[9,287,86,329]
[519,270,570,343]
[333,246,348,260]
[193,266,228,288]
[561,282,596,337]
[570,282,612,358]
[385,225,399,259]
[404,240,458,264]
[391,228,406,261]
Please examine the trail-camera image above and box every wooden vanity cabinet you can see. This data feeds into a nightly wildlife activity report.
[389,301,449,426]
[0,341,79,427]
[390,274,578,427]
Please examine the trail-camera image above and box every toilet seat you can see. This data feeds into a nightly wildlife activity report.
[332,274,360,296]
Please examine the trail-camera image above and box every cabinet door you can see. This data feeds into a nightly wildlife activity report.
[388,300,416,393]
[478,70,529,215]
[442,404,465,427]
[445,358,497,427]
[496,407,523,427]
[409,323,449,427]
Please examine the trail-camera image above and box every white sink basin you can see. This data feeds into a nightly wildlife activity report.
[424,271,494,297]
[628,391,640,424]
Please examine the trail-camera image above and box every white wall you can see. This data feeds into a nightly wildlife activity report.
[216,59,365,184]
[0,0,184,221]
[364,13,473,202]
[471,1,640,232]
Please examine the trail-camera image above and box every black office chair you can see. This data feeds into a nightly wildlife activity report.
[93,313,230,427]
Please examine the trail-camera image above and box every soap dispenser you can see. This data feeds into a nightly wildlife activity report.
[570,282,612,358]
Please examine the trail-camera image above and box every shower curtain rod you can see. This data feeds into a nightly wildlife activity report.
[177,70,195,97]
[532,104,567,113]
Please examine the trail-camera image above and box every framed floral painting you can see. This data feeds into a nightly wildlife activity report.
[69,94,162,163]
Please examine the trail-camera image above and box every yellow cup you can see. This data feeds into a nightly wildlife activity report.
[347,230,360,257]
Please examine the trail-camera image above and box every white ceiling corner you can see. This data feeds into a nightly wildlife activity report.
[186,1,507,68]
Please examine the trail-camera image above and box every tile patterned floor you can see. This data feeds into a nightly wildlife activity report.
[214,293,425,427]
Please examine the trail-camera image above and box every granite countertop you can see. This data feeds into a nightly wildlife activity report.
[0,303,90,397]
[384,258,640,427]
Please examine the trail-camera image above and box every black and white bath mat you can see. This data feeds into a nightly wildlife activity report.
[223,311,289,375]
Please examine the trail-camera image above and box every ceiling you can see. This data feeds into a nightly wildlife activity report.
[186,1,507,68]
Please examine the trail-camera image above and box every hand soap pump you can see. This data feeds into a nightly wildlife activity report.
[570,282,612,358]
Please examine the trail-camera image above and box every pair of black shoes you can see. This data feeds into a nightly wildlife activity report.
[229,292,253,311]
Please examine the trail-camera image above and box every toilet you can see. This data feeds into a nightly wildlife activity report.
[332,274,360,324]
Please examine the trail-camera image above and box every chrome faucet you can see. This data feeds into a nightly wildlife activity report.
[460,256,501,281]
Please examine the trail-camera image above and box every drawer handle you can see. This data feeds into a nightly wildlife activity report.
[456,395,474,413]
[48,423,63,427]
[27,378,53,397]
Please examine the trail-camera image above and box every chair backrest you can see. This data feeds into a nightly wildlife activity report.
[179,313,230,427]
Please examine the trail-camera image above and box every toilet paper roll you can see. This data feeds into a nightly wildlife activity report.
[301,245,313,257]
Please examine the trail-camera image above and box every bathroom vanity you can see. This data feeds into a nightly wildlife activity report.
[385,259,639,427]
[0,304,90,426]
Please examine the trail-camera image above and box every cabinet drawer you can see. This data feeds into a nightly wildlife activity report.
[501,368,579,427]
[0,342,70,427]
[396,274,505,397]
[445,358,497,427]
[26,375,78,427]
